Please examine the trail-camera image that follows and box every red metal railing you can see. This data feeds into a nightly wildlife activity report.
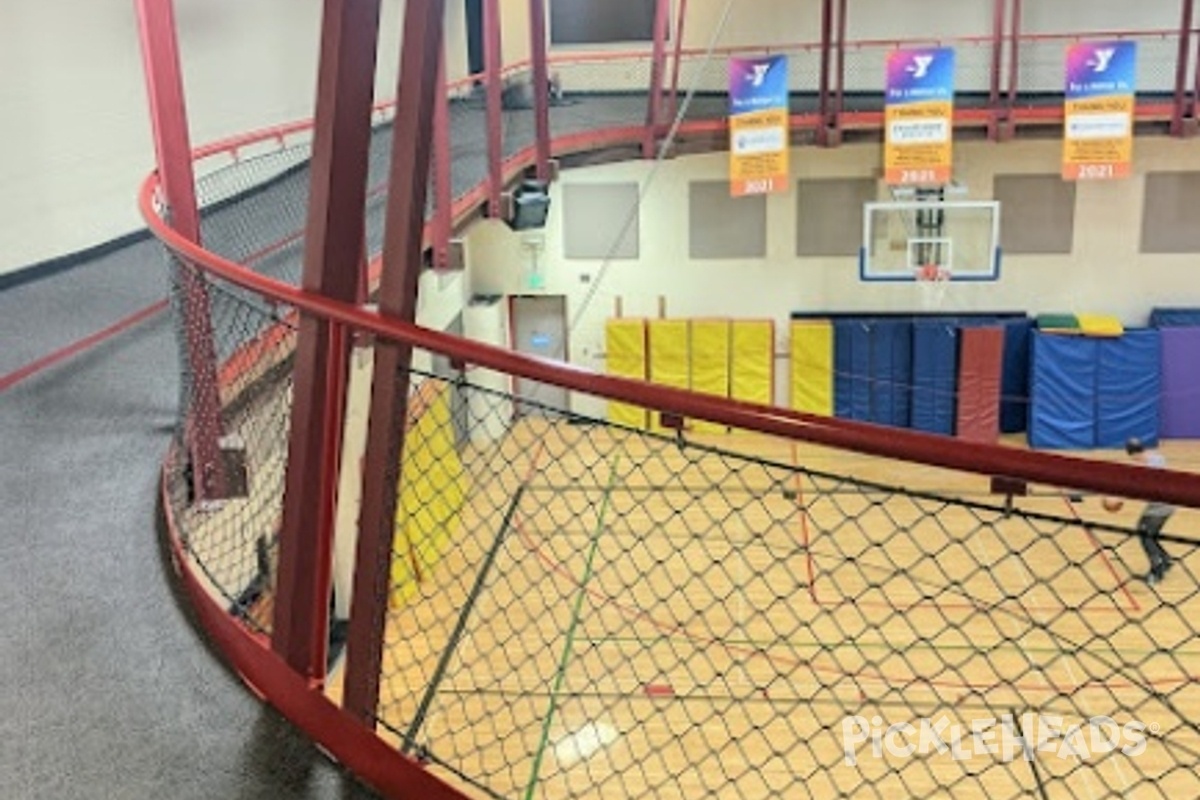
[141,21,1200,800]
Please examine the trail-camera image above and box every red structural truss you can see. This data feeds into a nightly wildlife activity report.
[134,0,227,502]
[344,0,447,727]
[137,6,1200,799]
[643,0,671,157]
[272,0,384,683]
[432,49,453,270]
[529,0,553,182]
[483,0,504,216]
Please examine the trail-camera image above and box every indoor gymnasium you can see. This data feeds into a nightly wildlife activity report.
[6,1,1200,799]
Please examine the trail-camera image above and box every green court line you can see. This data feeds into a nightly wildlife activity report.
[522,458,619,800]
[573,633,1200,660]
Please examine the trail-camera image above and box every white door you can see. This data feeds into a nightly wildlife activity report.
[510,295,569,416]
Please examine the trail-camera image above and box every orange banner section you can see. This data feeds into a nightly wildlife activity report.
[729,108,789,197]
[1062,96,1134,180]
[884,100,954,186]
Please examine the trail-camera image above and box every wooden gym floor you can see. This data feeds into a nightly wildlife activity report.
[318,417,1200,800]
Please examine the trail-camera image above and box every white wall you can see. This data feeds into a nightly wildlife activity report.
[0,0,1186,276]
[464,136,1200,413]
[0,0,470,277]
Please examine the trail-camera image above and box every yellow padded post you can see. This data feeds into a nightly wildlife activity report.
[605,318,648,429]
[730,320,773,407]
[648,319,690,431]
[689,319,731,434]
[390,381,467,606]
[790,320,834,416]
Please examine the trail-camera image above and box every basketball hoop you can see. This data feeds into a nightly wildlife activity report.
[915,263,951,310]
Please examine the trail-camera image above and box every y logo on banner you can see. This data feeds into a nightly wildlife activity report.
[747,63,771,87]
[1088,47,1116,73]
[907,54,935,80]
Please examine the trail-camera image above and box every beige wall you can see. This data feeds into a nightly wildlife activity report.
[465,136,1200,412]
[0,0,470,275]
[1,0,1186,276]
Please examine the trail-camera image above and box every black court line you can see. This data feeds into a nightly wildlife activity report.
[1014,707,1051,800]
[400,484,526,756]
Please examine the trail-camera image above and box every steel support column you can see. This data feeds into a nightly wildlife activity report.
[432,49,453,269]
[529,0,552,182]
[667,0,688,123]
[643,0,671,158]
[833,0,847,140]
[1173,0,1196,135]
[1005,0,1022,137]
[816,0,835,146]
[272,0,383,682]
[988,0,1008,140]
[344,0,446,726]
[134,0,227,502]
[483,0,504,215]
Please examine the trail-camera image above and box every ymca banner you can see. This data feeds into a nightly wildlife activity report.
[1063,41,1136,181]
[728,55,789,197]
[884,47,956,186]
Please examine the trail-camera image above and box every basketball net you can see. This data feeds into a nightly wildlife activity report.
[915,263,951,311]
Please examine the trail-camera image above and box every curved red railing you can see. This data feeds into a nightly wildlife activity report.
[144,33,1200,800]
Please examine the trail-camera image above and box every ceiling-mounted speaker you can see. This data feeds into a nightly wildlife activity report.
[505,179,551,231]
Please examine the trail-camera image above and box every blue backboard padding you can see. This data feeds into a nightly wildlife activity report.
[911,321,957,435]
[1096,330,1160,448]
[1000,319,1032,434]
[1029,333,1098,449]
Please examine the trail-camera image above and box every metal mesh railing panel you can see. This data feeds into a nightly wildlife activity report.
[370,375,1200,800]
[1016,33,1182,98]
[162,260,298,633]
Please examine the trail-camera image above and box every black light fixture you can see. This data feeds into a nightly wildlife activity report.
[506,178,551,231]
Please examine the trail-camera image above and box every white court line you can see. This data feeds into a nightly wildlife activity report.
[970,519,1131,798]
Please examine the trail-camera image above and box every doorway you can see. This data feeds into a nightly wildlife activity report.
[509,295,569,416]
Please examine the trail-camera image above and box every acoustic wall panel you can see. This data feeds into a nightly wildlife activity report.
[563,183,640,259]
[994,174,1076,255]
[689,182,767,259]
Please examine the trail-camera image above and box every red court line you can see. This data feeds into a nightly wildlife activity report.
[1060,494,1142,614]
[510,515,1193,695]
[795,469,1133,617]
[0,299,169,394]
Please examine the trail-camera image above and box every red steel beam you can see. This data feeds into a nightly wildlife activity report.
[1193,15,1200,122]
[432,49,453,268]
[1006,0,1022,117]
[1173,0,1196,134]
[344,0,446,726]
[483,0,504,215]
[643,0,671,158]
[134,0,227,502]
[668,0,689,122]
[529,0,552,182]
[817,0,834,145]
[272,0,382,682]
[989,0,1007,139]
[834,0,848,129]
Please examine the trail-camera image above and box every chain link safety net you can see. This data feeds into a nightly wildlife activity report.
[159,248,1200,797]
[151,9,1200,799]
[346,365,1199,800]
[161,251,297,634]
